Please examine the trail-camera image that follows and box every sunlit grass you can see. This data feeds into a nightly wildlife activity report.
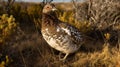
[0,1,119,67]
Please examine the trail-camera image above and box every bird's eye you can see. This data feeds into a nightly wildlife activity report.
[47,7,49,8]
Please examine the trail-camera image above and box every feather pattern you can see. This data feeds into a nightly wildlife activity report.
[41,3,85,60]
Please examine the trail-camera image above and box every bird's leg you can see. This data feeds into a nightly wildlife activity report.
[59,52,62,60]
[63,53,69,60]
[59,53,69,61]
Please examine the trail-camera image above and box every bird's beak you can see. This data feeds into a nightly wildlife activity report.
[52,7,57,11]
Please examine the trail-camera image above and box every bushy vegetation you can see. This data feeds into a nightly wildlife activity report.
[0,14,17,44]
[0,55,12,67]
[0,0,120,67]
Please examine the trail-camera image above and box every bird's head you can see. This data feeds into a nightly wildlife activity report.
[42,3,57,14]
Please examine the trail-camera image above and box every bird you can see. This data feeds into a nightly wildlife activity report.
[41,3,84,60]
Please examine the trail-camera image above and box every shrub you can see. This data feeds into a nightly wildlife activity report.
[75,0,120,30]
[0,14,18,44]
[0,55,12,67]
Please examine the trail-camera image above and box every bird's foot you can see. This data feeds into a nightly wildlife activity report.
[59,53,69,62]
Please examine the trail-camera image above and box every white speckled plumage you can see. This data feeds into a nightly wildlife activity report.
[41,3,84,60]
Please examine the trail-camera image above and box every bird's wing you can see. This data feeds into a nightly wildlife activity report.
[58,23,83,44]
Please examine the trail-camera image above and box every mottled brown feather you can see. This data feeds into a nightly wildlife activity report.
[41,3,85,60]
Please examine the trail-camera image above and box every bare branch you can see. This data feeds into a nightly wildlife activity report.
[1,0,15,14]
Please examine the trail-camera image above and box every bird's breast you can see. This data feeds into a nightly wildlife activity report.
[41,28,79,53]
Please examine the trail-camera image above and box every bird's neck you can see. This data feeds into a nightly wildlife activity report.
[42,13,59,27]
[42,12,58,21]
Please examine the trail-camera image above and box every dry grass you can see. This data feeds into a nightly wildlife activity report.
[0,0,120,67]
[0,26,119,67]
[73,43,120,67]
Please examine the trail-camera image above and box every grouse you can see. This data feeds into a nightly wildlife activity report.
[41,3,84,60]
